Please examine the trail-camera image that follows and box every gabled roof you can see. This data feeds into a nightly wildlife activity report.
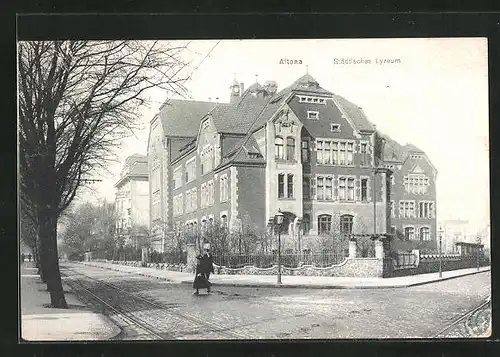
[332,95,376,132]
[159,99,228,137]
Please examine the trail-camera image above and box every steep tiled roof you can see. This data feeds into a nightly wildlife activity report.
[332,95,375,132]
[380,133,406,162]
[159,99,226,137]
[218,134,266,168]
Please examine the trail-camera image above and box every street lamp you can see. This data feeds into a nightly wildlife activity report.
[275,209,284,285]
[438,225,444,278]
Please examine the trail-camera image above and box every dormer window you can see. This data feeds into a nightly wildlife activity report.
[307,111,319,120]
[202,120,209,129]
[330,124,341,132]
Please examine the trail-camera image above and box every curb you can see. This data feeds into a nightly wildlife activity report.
[62,281,122,341]
[75,262,489,290]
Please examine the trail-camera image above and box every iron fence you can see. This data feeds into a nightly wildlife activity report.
[213,251,346,269]
[392,252,418,270]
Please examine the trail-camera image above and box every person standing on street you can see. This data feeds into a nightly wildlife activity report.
[200,248,214,292]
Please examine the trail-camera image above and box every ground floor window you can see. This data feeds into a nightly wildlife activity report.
[420,227,431,241]
[318,214,332,234]
[404,226,415,240]
[340,214,353,236]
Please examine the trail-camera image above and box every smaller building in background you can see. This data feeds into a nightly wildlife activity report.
[114,154,149,249]
[441,219,469,254]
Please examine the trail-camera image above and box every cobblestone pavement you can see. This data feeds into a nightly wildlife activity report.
[60,263,491,340]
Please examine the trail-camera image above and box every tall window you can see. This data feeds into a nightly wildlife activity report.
[339,177,346,200]
[332,142,338,165]
[324,142,332,164]
[340,215,353,236]
[339,142,346,165]
[361,178,368,201]
[302,214,310,234]
[347,178,355,201]
[286,138,295,161]
[287,174,294,198]
[318,214,332,234]
[303,178,310,200]
[325,177,333,200]
[404,226,415,240]
[418,201,435,218]
[420,227,431,241]
[301,140,310,162]
[220,175,229,203]
[185,158,196,183]
[275,137,284,160]
[278,174,285,198]
[317,177,324,200]
[316,141,323,163]
[399,200,416,218]
[390,200,395,218]
[173,167,182,189]
[346,143,354,165]
[360,143,368,166]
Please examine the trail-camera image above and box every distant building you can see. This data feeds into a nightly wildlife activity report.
[147,72,437,254]
[114,154,149,249]
[442,219,469,254]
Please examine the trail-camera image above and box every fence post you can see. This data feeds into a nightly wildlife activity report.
[374,239,384,259]
[349,240,357,258]
[186,243,197,273]
[412,249,420,266]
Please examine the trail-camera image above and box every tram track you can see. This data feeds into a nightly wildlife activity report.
[62,267,251,340]
[431,297,491,338]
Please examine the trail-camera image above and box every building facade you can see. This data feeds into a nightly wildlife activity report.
[114,154,150,249]
[148,74,438,253]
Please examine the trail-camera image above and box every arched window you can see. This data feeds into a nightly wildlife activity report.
[404,226,415,240]
[318,214,332,235]
[221,214,228,228]
[302,214,310,235]
[275,136,284,159]
[286,137,295,161]
[420,227,430,241]
[340,215,354,236]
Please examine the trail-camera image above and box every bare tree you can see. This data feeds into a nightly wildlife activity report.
[18,40,192,307]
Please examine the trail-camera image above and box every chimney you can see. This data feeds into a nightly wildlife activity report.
[239,82,244,96]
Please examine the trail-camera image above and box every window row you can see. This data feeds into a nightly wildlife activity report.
[398,200,435,219]
[402,226,432,241]
[316,140,370,166]
[302,176,371,202]
[185,158,196,184]
[298,95,327,104]
[201,180,215,208]
[315,214,354,235]
[404,174,430,194]
[177,214,228,234]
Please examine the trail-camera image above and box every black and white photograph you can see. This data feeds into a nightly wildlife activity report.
[18,38,491,341]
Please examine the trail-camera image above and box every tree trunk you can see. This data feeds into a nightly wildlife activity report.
[38,207,68,308]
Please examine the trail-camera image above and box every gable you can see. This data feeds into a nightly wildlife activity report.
[288,95,357,140]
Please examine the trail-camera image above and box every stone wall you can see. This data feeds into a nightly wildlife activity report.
[213,257,384,278]
[386,256,489,277]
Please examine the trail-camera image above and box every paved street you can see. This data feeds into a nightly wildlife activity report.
[60,262,491,340]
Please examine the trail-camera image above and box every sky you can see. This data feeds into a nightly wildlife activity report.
[78,38,490,235]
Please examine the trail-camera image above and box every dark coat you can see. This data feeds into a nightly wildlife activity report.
[198,253,214,274]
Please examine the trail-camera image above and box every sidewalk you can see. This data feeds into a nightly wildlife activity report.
[78,260,491,289]
[20,261,121,341]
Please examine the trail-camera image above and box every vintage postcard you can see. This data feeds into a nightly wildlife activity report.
[19,38,490,340]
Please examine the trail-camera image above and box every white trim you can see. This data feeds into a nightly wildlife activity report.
[307,110,319,120]
[330,123,341,132]
[298,95,328,104]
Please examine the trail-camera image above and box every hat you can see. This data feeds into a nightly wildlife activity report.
[196,254,203,260]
